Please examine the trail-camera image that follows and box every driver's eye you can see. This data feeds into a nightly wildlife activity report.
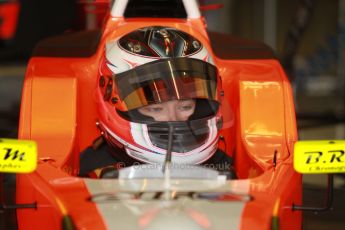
[146,107,163,113]
[178,100,195,111]
[180,105,193,111]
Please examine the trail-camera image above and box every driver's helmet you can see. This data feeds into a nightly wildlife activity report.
[96,26,223,165]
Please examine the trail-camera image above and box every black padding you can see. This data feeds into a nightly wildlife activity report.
[32,29,101,57]
[188,99,219,120]
[124,0,187,18]
[208,31,277,60]
[202,149,237,179]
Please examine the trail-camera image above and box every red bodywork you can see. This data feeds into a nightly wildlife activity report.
[15,7,302,230]
[0,1,20,40]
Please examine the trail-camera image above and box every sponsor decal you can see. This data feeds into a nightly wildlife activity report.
[0,138,37,173]
[294,140,345,174]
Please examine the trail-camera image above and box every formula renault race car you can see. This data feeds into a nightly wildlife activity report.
[1,0,344,229]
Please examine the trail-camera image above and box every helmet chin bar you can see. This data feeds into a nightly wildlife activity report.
[124,141,218,165]
[147,119,210,153]
[97,117,219,165]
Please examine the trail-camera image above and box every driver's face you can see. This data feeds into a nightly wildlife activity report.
[137,99,196,121]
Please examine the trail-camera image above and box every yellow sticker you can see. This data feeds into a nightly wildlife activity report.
[294,140,345,174]
[0,138,37,173]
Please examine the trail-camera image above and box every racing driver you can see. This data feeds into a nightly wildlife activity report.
[78,26,236,179]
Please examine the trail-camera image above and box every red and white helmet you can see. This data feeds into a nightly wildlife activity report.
[96,26,223,165]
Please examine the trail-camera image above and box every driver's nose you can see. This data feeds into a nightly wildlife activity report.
[166,107,179,121]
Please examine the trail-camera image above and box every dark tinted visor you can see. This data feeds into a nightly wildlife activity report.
[114,58,218,111]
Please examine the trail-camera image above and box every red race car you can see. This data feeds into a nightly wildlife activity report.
[4,0,341,229]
